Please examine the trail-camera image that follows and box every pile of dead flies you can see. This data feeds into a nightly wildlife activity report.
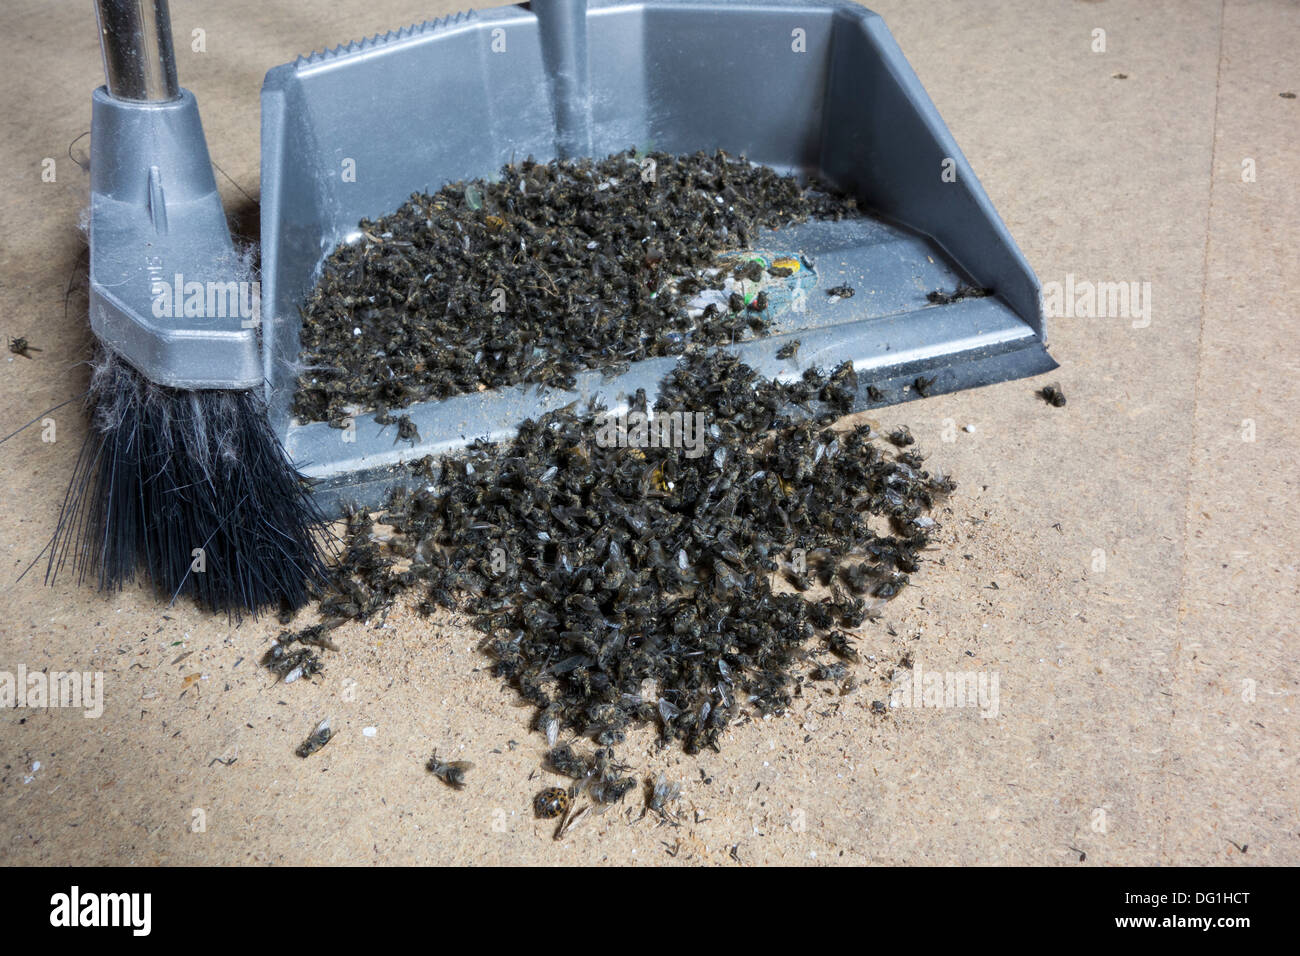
[292,149,859,425]
[273,348,955,822]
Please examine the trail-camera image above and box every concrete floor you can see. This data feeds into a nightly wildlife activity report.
[0,0,1294,864]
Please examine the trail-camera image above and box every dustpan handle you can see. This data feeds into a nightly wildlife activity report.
[94,0,180,102]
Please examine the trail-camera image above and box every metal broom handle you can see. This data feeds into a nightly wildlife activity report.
[94,0,180,102]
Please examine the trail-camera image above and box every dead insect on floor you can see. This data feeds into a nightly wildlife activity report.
[888,426,915,447]
[646,773,683,818]
[1039,382,1067,407]
[301,351,954,780]
[262,624,338,683]
[534,786,571,819]
[544,744,591,779]
[428,751,474,789]
[296,718,332,758]
[7,337,40,359]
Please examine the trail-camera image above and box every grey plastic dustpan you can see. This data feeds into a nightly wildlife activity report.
[89,0,1054,512]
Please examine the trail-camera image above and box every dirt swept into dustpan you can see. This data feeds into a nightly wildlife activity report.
[292,149,860,425]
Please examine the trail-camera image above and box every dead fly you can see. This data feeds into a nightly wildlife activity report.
[262,641,321,683]
[261,624,338,683]
[395,414,420,444]
[926,282,990,305]
[776,339,800,360]
[373,407,421,445]
[913,375,937,397]
[7,337,40,359]
[646,773,683,820]
[826,631,861,663]
[296,718,332,758]
[887,426,915,447]
[544,743,591,779]
[587,774,636,805]
[576,747,636,806]
[826,285,855,299]
[784,566,813,591]
[1039,382,1067,407]
[811,661,848,683]
[428,751,474,789]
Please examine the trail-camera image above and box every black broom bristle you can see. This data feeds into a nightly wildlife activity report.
[48,348,333,614]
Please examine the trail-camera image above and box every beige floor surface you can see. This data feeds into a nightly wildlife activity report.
[0,0,1295,865]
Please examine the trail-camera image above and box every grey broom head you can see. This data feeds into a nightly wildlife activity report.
[49,349,332,615]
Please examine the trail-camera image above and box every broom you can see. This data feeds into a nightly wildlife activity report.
[49,0,330,614]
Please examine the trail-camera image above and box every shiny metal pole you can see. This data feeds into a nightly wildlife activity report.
[93,0,180,102]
